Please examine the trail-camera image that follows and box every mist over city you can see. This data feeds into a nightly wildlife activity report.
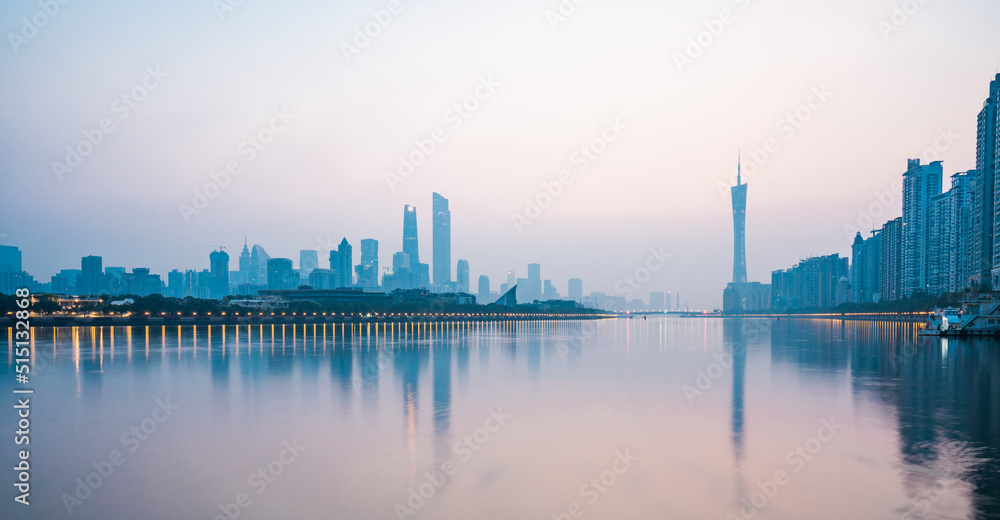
[3,2,1000,520]
[3,0,999,309]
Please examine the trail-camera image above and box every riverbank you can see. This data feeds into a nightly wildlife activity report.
[710,312,927,322]
[1,311,616,329]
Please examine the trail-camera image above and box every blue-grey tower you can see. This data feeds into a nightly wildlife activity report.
[432,193,451,286]
[732,152,748,284]
[403,205,419,265]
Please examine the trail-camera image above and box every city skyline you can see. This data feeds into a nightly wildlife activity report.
[6,3,1000,520]
[3,191,685,306]
[2,1,999,309]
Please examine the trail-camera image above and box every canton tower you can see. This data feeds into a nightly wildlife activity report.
[732,152,748,284]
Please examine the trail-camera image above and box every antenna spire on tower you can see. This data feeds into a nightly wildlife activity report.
[737,148,742,186]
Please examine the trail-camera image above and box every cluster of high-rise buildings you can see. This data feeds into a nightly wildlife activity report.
[849,74,1000,305]
[725,74,1000,312]
[3,192,645,308]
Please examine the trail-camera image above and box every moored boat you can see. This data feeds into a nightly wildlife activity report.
[919,295,1000,336]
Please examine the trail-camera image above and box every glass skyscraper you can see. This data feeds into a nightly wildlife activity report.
[456,259,469,293]
[79,255,103,296]
[209,249,230,299]
[432,193,451,286]
[357,239,379,288]
[403,205,419,265]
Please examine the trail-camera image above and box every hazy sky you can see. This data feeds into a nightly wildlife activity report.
[1,0,998,308]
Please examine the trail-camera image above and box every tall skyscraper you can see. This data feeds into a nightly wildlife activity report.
[506,270,515,289]
[568,278,583,301]
[928,170,975,295]
[105,267,125,294]
[731,154,748,284]
[948,171,975,292]
[356,239,379,288]
[901,159,943,297]
[982,74,1000,287]
[238,239,252,284]
[0,245,22,273]
[299,250,319,282]
[250,245,270,286]
[403,205,419,265]
[880,217,903,301]
[527,263,541,302]
[267,258,295,290]
[477,275,490,302]
[851,232,882,303]
[337,238,353,287]
[456,259,469,293]
[516,277,530,304]
[432,193,451,286]
[167,270,183,298]
[0,246,25,295]
[209,249,230,299]
[971,74,999,289]
[649,291,666,309]
[79,255,103,295]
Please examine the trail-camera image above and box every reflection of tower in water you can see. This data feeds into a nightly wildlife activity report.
[724,319,750,501]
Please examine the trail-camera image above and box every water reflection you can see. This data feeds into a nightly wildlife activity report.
[724,319,749,503]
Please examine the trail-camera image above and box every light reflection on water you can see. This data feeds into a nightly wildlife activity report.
[1,317,998,520]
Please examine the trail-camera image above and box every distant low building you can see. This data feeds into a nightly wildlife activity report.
[228,298,288,309]
[257,288,392,306]
[723,282,771,313]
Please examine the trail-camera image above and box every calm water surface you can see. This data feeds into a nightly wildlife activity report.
[1,317,999,520]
